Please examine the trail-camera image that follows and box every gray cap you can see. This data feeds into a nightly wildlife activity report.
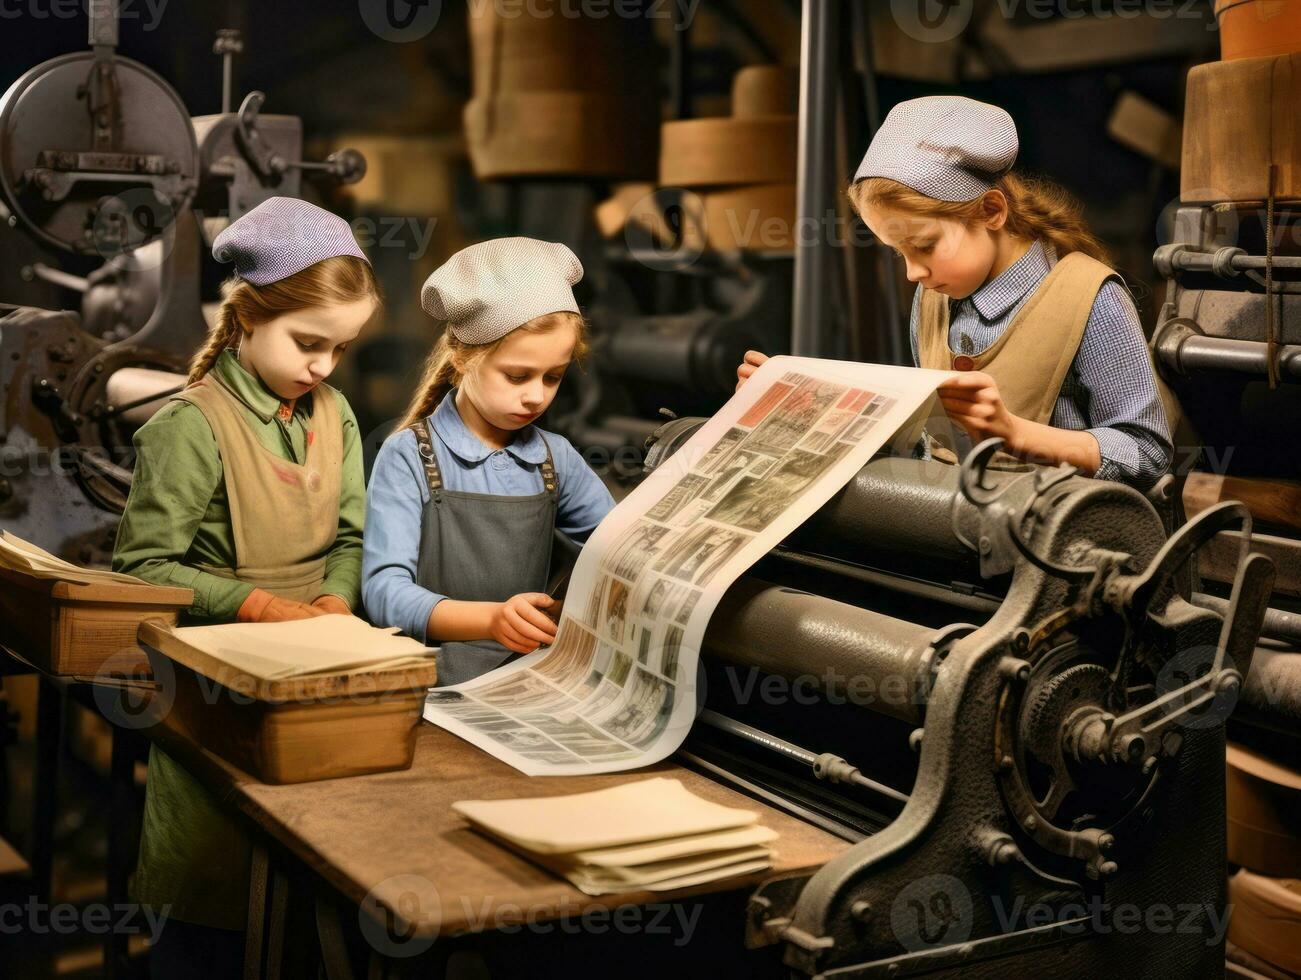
[212,197,368,285]
[853,96,1018,202]
[421,238,583,345]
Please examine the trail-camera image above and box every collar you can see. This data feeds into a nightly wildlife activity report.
[211,349,300,424]
[965,239,1051,321]
[430,389,549,465]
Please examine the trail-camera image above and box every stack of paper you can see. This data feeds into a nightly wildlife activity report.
[169,616,437,680]
[453,777,777,895]
[0,531,150,587]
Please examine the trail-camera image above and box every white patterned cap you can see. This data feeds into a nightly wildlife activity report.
[421,238,583,345]
[853,96,1018,202]
[212,197,369,285]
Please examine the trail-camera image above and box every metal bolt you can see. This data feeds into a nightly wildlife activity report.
[1098,833,1115,852]
[999,755,1014,772]
[1000,658,1031,682]
[851,900,871,922]
[1113,733,1147,764]
[1025,815,1038,831]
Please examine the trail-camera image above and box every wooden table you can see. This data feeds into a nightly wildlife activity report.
[3,629,850,976]
[149,719,851,976]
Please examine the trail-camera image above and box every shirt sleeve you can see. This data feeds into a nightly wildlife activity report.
[361,429,441,643]
[1075,280,1173,492]
[551,436,615,545]
[112,402,257,620]
[318,390,365,608]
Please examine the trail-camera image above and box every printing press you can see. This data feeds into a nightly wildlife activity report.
[637,419,1283,978]
[0,3,364,563]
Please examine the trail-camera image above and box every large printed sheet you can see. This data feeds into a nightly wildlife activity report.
[423,357,956,775]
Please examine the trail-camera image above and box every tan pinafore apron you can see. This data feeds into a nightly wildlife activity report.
[132,375,342,930]
[914,250,1182,463]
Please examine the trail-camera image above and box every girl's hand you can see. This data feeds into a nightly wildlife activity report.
[490,593,559,653]
[735,350,769,392]
[311,594,352,616]
[257,596,330,623]
[936,372,1024,448]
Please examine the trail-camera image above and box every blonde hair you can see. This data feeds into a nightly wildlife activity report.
[397,311,588,432]
[188,255,382,384]
[848,171,1111,266]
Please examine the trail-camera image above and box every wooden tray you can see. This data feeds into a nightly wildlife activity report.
[0,567,193,677]
[138,620,440,784]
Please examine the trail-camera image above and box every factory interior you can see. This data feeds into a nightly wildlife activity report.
[0,0,1299,977]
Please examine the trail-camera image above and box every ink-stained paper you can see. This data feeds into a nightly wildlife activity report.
[423,357,956,775]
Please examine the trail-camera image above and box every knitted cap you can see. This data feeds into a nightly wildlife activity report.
[421,238,583,345]
[854,96,1018,202]
[212,197,368,285]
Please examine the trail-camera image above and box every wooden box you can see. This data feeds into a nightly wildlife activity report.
[1182,54,1301,205]
[0,567,193,677]
[138,621,440,784]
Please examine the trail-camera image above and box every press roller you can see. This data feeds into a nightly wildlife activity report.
[647,419,1278,979]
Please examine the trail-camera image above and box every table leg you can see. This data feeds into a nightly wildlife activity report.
[32,676,62,907]
[243,843,269,980]
[104,726,137,980]
[315,894,356,980]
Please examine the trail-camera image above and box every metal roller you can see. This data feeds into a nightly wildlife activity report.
[702,578,940,725]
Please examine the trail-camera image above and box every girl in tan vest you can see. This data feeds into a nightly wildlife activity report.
[113,198,380,977]
[737,96,1174,491]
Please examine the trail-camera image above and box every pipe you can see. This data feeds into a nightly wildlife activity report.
[105,367,187,425]
[791,0,840,357]
[1192,592,1301,646]
[1154,321,1301,381]
[698,709,911,804]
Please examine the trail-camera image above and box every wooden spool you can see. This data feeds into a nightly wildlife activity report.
[660,116,798,187]
[1228,869,1301,975]
[700,183,797,252]
[732,65,799,118]
[465,2,658,180]
[465,92,658,181]
[1216,0,1301,61]
[1181,54,1301,204]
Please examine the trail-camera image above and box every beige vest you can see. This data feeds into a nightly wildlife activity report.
[916,250,1183,455]
[174,377,342,603]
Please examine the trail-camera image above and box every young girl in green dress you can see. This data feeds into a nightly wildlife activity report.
[113,197,380,977]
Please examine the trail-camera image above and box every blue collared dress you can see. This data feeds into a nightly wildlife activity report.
[363,389,614,642]
[910,240,1172,491]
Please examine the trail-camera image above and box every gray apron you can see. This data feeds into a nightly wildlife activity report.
[411,420,558,686]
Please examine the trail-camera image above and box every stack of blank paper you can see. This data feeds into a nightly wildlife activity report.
[452,777,777,895]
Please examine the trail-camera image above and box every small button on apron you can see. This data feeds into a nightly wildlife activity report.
[952,354,976,371]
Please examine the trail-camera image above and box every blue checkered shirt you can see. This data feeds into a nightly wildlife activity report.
[909,240,1172,491]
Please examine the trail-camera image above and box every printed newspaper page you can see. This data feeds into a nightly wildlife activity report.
[423,357,957,775]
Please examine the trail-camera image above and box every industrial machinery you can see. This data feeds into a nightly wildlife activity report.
[0,2,364,561]
[637,422,1281,977]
